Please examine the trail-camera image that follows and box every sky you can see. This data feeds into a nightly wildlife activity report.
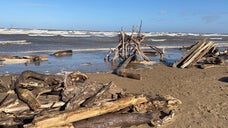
[0,0,228,33]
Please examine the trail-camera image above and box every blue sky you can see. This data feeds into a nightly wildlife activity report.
[0,0,227,33]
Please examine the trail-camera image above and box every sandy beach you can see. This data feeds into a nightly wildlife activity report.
[86,63,228,128]
[0,62,227,127]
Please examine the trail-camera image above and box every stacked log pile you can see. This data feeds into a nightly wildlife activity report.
[172,38,225,69]
[0,70,181,128]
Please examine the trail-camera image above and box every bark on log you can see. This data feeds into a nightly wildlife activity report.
[72,112,161,128]
[24,95,148,128]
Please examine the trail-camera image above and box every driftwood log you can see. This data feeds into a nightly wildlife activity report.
[24,95,148,128]
[73,112,161,128]
[114,54,141,80]
[0,55,48,65]
[51,50,73,57]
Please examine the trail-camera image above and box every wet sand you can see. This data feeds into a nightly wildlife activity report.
[0,63,227,127]
[87,63,228,128]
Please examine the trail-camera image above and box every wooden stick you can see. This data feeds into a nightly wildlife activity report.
[24,95,148,128]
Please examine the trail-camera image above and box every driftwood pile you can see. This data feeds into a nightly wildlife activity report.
[0,70,181,128]
[105,26,151,80]
[172,38,225,69]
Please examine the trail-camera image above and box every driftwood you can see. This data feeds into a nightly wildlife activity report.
[25,95,148,128]
[149,46,165,61]
[114,54,141,80]
[52,50,73,57]
[0,55,48,65]
[73,112,161,128]
[0,70,181,128]
[80,81,113,107]
[105,25,151,80]
[172,38,223,68]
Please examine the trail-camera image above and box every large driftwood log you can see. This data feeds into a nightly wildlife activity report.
[72,112,161,128]
[24,95,148,128]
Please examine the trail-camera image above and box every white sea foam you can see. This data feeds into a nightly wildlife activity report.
[215,42,228,47]
[1,28,228,37]
[0,40,31,45]
[209,37,223,40]
[151,39,166,42]
[0,48,111,54]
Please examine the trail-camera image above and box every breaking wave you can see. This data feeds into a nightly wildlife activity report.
[1,28,228,38]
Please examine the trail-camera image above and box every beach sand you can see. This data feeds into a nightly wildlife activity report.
[0,63,227,127]
[87,63,228,128]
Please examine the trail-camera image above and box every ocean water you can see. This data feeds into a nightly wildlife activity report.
[0,28,227,75]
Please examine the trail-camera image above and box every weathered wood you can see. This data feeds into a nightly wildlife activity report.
[180,41,214,68]
[52,50,73,57]
[24,95,148,128]
[72,112,161,128]
[149,46,165,61]
[190,42,216,66]
[15,88,41,110]
[114,54,141,80]
[172,39,206,67]
[80,81,114,107]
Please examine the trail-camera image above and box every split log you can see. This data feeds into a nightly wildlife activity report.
[72,112,161,128]
[52,50,73,57]
[24,95,148,128]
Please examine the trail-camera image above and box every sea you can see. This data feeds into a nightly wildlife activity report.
[0,28,227,75]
